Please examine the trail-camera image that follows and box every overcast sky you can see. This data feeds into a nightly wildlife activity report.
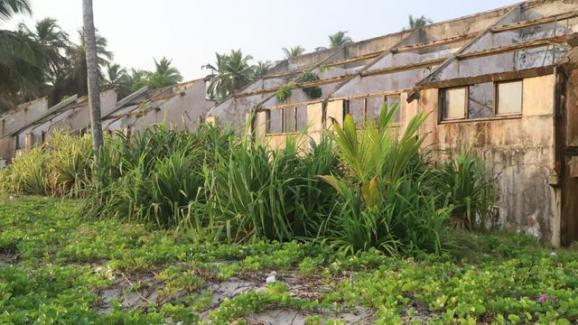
[6,0,520,80]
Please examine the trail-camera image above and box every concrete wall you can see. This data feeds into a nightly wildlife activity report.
[420,74,559,245]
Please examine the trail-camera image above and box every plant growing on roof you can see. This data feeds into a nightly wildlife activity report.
[297,71,322,99]
[276,82,294,102]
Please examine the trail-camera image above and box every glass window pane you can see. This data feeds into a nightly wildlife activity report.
[387,95,401,122]
[269,109,282,133]
[497,81,522,115]
[442,87,466,120]
[468,82,494,119]
[296,105,307,131]
[283,107,296,132]
[347,99,365,125]
[367,96,385,122]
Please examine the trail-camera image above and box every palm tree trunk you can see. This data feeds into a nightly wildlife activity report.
[82,0,104,154]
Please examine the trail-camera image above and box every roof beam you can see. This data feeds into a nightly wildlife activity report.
[421,65,555,89]
[456,33,577,60]
[491,11,578,33]
[391,32,476,53]
[360,57,448,77]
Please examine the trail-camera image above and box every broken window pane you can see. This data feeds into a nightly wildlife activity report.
[269,109,282,133]
[497,81,522,115]
[468,82,494,119]
[296,105,308,131]
[442,87,466,120]
[347,98,365,125]
[283,107,296,133]
[387,95,401,123]
[367,96,385,122]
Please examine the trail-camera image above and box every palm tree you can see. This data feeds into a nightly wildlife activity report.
[203,49,255,101]
[127,68,151,91]
[282,46,305,59]
[407,15,433,30]
[147,57,183,89]
[253,61,272,78]
[103,63,130,96]
[329,31,352,48]
[0,0,30,20]
[65,29,112,96]
[18,18,70,86]
[0,0,45,112]
[83,0,104,152]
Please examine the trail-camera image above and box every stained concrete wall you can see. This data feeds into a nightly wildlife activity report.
[420,74,559,245]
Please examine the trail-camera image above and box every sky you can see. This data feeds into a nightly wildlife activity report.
[6,0,520,80]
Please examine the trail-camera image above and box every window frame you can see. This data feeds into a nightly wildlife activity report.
[495,80,523,117]
[440,86,468,121]
[439,80,524,124]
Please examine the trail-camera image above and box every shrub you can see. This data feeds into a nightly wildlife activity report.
[2,147,49,195]
[438,149,496,230]
[297,71,322,99]
[321,104,450,254]
[276,82,294,102]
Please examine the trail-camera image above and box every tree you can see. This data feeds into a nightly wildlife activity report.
[203,49,255,101]
[127,68,151,91]
[147,57,182,89]
[253,61,272,78]
[0,0,45,112]
[103,63,130,97]
[407,15,432,30]
[18,17,70,87]
[282,46,305,59]
[83,0,104,153]
[65,30,112,96]
[329,31,352,48]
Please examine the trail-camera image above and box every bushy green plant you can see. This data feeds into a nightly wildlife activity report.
[2,147,49,195]
[438,149,496,230]
[321,104,450,254]
[202,135,340,243]
[297,71,322,99]
[276,82,294,102]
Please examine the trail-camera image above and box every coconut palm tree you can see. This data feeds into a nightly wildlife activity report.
[147,57,182,89]
[407,15,432,30]
[127,68,151,91]
[65,29,112,96]
[103,63,131,96]
[203,49,255,101]
[83,0,104,152]
[253,61,272,78]
[18,17,70,86]
[0,0,45,112]
[282,46,306,59]
[329,31,353,48]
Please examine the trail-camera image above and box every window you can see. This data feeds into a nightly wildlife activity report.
[283,107,296,133]
[269,109,282,133]
[441,87,467,120]
[347,98,366,124]
[366,96,385,121]
[268,106,308,134]
[386,95,401,123]
[468,82,494,119]
[440,80,523,122]
[296,106,308,130]
[497,81,522,115]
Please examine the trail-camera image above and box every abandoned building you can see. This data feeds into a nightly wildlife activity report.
[0,78,212,166]
[207,0,578,246]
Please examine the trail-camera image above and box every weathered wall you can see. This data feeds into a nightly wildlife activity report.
[562,68,578,244]
[130,80,209,133]
[420,74,559,245]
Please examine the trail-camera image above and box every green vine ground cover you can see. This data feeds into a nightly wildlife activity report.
[1,196,577,324]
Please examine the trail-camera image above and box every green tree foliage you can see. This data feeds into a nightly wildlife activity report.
[407,15,433,30]
[102,63,131,97]
[328,31,352,48]
[282,46,306,59]
[203,49,255,101]
[146,57,183,89]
